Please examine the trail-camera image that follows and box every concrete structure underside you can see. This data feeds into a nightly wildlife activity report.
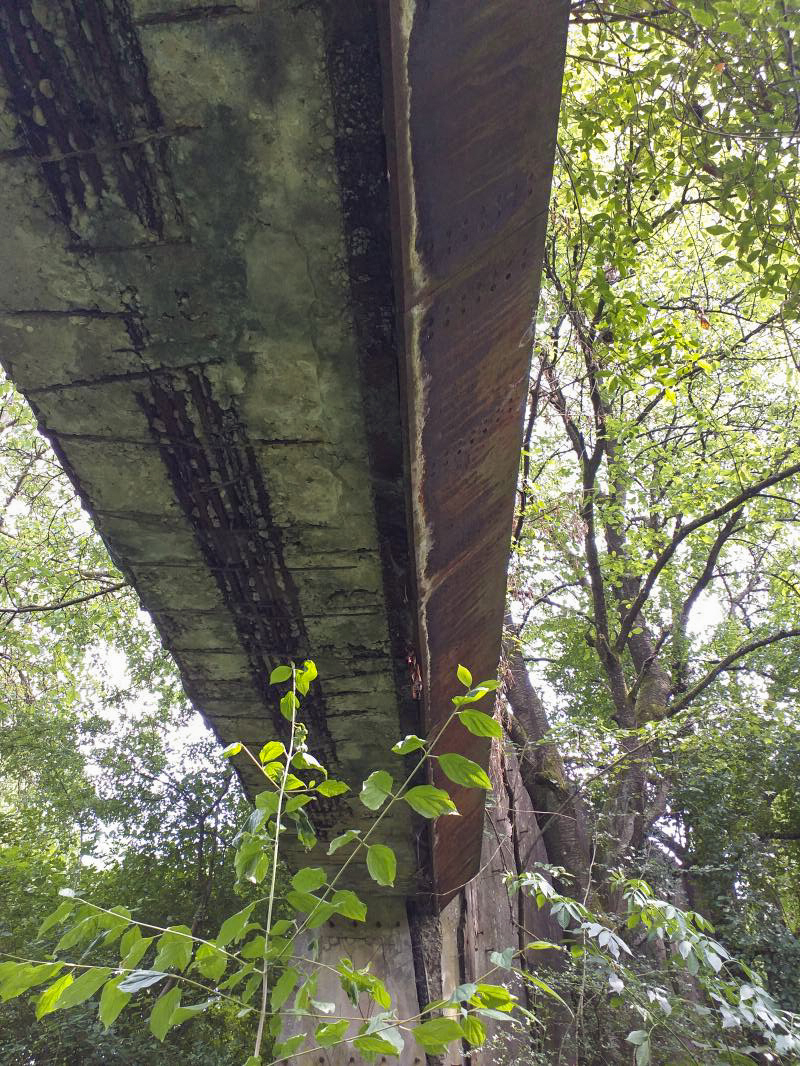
[0,1,569,1060]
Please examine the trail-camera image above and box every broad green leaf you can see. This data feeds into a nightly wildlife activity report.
[53,966,112,1011]
[292,751,326,775]
[360,770,393,810]
[315,779,349,797]
[171,998,212,1024]
[490,947,515,970]
[438,752,491,790]
[469,983,515,1012]
[37,900,74,937]
[366,844,397,887]
[121,934,154,970]
[273,1035,305,1058]
[35,974,73,1019]
[0,963,62,1003]
[296,660,318,695]
[280,691,300,721]
[527,974,572,1010]
[259,741,285,763]
[627,1030,649,1046]
[291,867,327,893]
[149,986,181,1041]
[457,664,473,687]
[55,915,97,952]
[354,1032,403,1056]
[457,710,503,738]
[461,1014,487,1046]
[193,942,228,982]
[327,829,361,855]
[239,935,266,959]
[403,784,458,818]
[316,1019,349,1047]
[99,975,131,1029]
[119,925,141,959]
[413,1017,465,1051]
[222,742,242,758]
[331,889,367,922]
[392,734,426,755]
[255,791,279,814]
[271,967,299,1011]
[270,665,293,684]
[153,925,193,973]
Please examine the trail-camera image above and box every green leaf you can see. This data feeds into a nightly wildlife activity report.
[222,742,242,758]
[315,1019,350,1047]
[636,1040,651,1066]
[259,741,285,763]
[315,779,349,797]
[121,933,153,970]
[527,974,572,1010]
[55,916,97,952]
[153,926,193,973]
[331,890,367,922]
[366,844,397,887]
[490,947,515,970]
[171,998,212,1025]
[271,967,299,1011]
[457,709,502,738]
[0,962,63,1003]
[354,1032,403,1056]
[117,970,169,994]
[627,1030,649,1046]
[243,1057,261,1066]
[54,966,112,1011]
[273,1035,305,1058]
[280,691,300,721]
[413,1017,465,1051]
[255,791,279,814]
[328,829,361,855]
[193,943,228,982]
[296,660,318,696]
[392,734,425,755]
[270,665,293,684]
[403,784,458,818]
[216,905,256,947]
[461,1014,487,1046]
[438,752,491,790]
[457,664,473,687]
[291,867,327,893]
[469,983,515,1012]
[150,986,181,1041]
[360,770,393,810]
[292,751,326,775]
[99,976,131,1029]
[239,935,266,959]
[37,899,75,937]
[35,974,73,1019]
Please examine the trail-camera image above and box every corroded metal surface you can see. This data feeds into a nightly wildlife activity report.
[381,0,570,902]
[0,0,569,905]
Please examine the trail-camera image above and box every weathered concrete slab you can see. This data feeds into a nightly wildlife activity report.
[0,0,569,911]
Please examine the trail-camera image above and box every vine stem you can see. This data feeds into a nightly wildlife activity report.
[253,667,299,1061]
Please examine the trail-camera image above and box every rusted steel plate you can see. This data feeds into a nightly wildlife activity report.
[381,0,570,903]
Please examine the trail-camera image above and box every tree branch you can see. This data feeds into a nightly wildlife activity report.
[0,581,127,618]
[669,628,800,715]
[616,459,800,652]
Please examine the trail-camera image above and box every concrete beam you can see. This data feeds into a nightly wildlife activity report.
[0,0,568,904]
